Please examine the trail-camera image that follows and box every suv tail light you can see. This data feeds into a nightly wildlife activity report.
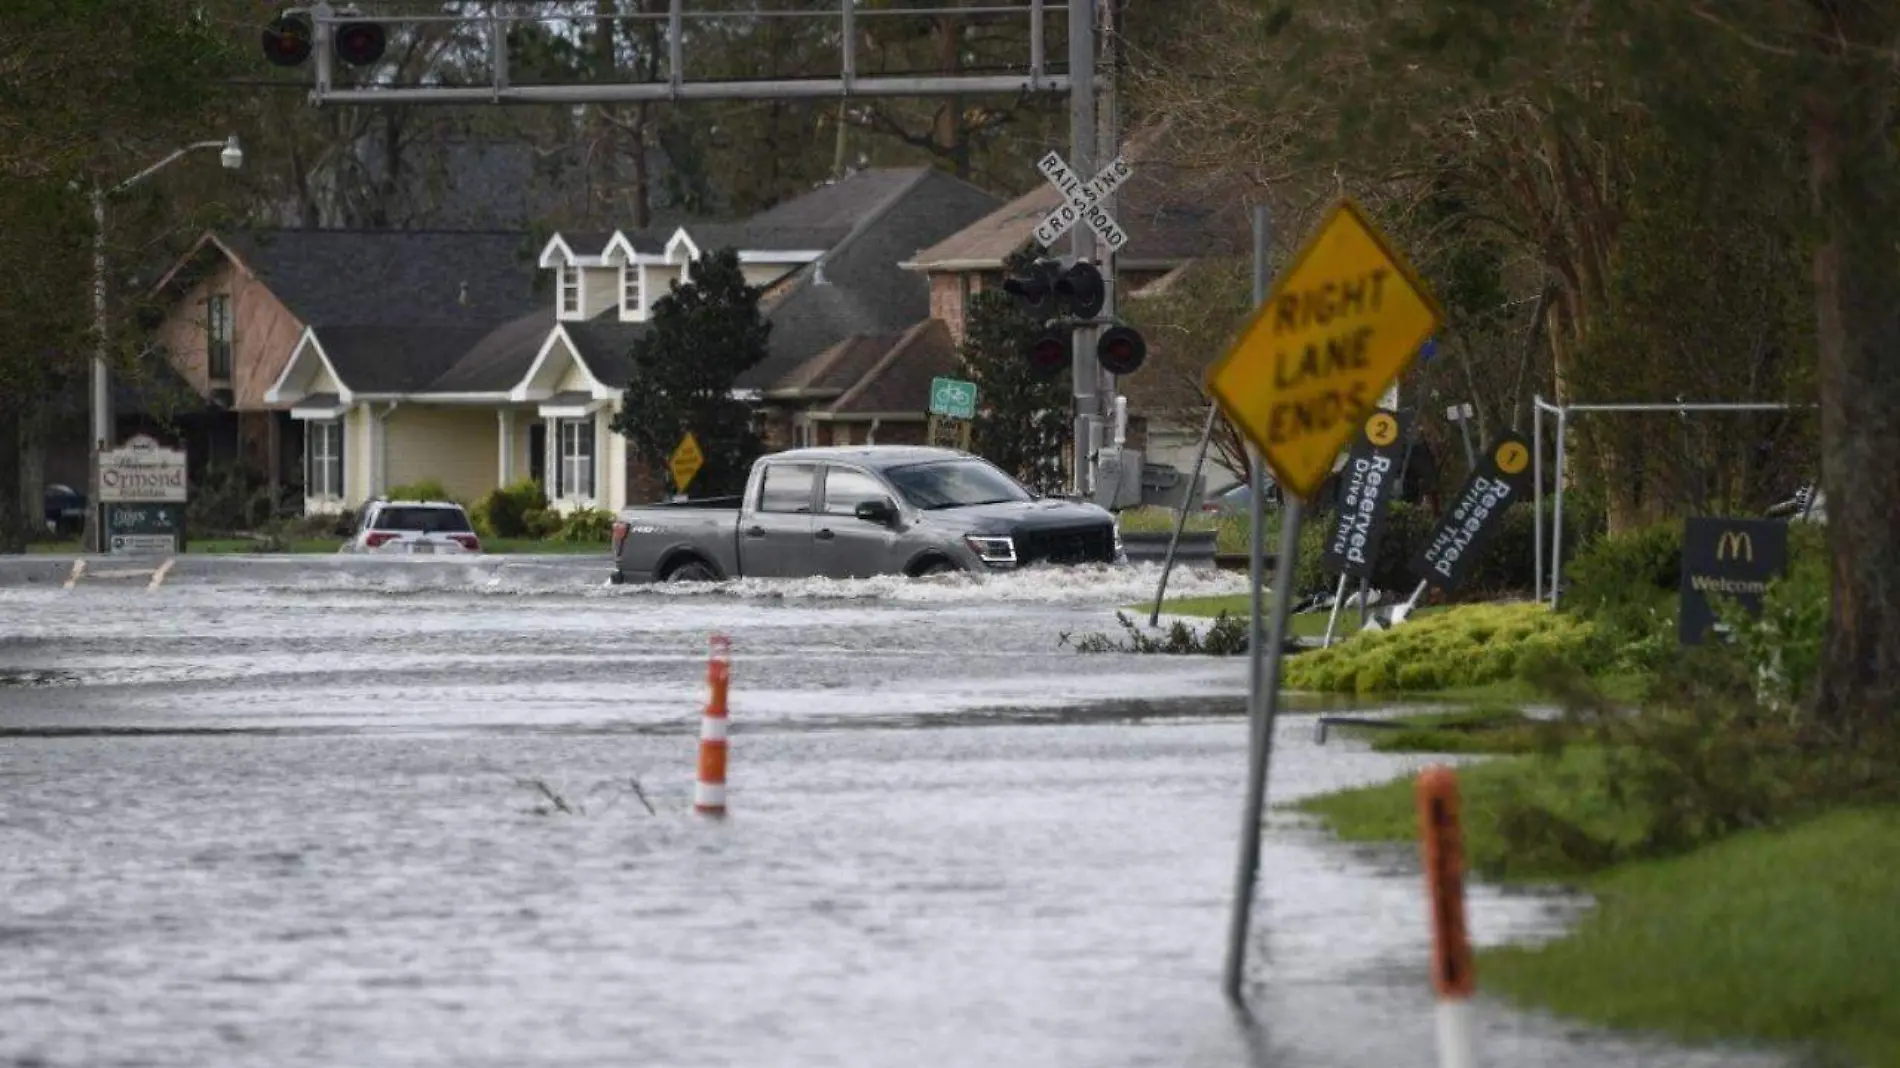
[449,534,481,552]
[364,531,400,548]
[611,520,628,554]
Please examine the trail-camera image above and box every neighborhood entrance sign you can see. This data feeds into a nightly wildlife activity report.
[1204,197,1444,502]
[1031,151,1133,253]
[99,434,188,555]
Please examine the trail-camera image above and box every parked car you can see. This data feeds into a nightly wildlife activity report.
[44,483,87,534]
[339,498,483,555]
[609,446,1122,584]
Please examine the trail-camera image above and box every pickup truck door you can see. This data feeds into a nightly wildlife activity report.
[813,463,904,579]
[739,461,818,578]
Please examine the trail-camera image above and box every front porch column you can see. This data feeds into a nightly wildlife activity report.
[497,409,514,486]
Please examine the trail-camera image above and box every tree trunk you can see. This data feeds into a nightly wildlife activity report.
[1806,10,1900,735]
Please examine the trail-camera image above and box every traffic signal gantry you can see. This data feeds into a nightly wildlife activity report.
[1002,257,1147,379]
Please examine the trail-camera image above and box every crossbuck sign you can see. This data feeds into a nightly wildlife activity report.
[1032,151,1133,254]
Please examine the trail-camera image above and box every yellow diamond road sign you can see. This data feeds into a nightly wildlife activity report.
[1206,197,1444,502]
[669,432,704,493]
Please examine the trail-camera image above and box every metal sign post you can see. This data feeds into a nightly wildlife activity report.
[1210,197,1445,1004]
[1147,402,1218,627]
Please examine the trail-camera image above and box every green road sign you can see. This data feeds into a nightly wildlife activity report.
[104,501,184,555]
[929,376,978,420]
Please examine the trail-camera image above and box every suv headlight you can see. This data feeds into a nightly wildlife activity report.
[964,535,1016,564]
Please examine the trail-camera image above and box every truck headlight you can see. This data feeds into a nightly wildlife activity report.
[964,535,1016,564]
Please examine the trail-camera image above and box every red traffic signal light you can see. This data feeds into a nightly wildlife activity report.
[261,13,313,67]
[1027,327,1070,378]
[334,21,388,66]
[1097,324,1147,376]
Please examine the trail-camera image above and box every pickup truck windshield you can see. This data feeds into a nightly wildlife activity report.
[884,459,1032,510]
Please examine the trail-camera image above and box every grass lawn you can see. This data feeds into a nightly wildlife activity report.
[20,536,609,555]
[1295,749,1900,1067]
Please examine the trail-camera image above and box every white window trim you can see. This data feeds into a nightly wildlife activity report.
[304,418,345,503]
[555,417,596,502]
[618,263,644,322]
[558,265,582,319]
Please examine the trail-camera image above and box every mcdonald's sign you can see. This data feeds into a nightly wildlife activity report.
[1679,517,1788,645]
[1715,529,1754,563]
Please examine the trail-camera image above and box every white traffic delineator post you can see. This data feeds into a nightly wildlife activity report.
[1418,765,1477,1068]
[694,634,731,817]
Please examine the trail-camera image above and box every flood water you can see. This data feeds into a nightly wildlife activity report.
[0,558,1789,1066]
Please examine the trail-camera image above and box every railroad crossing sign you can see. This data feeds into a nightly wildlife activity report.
[669,432,704,494]
[1205,196,1445,502]
[928,376,977,421]
[1031,151,1133,253]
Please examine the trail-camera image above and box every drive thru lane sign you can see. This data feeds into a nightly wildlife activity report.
[1205,197,1444,502]
[670,432,704,494]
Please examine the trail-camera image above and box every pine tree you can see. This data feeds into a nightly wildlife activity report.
[611,248,770,497]
[960,245,1072,493]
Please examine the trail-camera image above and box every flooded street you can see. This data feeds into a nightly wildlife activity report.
[1,560,1784,1066]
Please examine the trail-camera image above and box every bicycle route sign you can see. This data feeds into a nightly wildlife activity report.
[928,376,977,421]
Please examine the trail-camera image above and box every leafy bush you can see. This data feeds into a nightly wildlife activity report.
[1115,505,1217,534]
[519,507,564,539]
[1281,601,1605,694]
[186,459,276,534]
[388,479,455,503]
[471,479,547,538]
[1708,522,1829,716]
[554,507,616,543]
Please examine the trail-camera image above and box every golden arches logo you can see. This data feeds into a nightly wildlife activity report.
[1717,530,1754,562]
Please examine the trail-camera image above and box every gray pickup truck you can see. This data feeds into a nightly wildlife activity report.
[608,446,1123,583]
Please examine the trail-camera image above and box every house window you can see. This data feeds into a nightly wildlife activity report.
[304,418,344,500]
[620,264,640,317]
[559,266,581,317]
[556,418,594,500]
[206,293,233,380]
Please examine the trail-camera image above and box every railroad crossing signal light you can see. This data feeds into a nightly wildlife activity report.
[260,12,387,67]
[1002,258,1062,316]
[1053,260,1105,319]
[333,20,388,66]
[261,13,312,66]
[1027,327,1070,378]
[1097,324,1147,376]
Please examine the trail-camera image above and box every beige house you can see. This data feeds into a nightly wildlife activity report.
[246,165,1001,514]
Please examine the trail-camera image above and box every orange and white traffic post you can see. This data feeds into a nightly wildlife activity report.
[694,633,731,817]
[1417,765,1476,1068]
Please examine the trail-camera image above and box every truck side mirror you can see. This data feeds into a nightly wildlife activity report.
[854,498,897,525]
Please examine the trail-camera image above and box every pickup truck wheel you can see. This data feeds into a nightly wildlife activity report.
[912,557,962,578]
[664,559,718,583]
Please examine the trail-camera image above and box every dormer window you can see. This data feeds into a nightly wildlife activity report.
[620,264,640,318]
[559,265,581,318]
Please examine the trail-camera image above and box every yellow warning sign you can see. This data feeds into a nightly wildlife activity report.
[669,432,704,493]
[1206,197,1444,502]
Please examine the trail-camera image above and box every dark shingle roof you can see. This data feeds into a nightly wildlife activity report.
[566,316,648,388]
[221,229,542,328]
[770,331,906,396]
[314,324,497,393]
[735,168,1001,390]
[827,320,957,415]
[425,309,555,393]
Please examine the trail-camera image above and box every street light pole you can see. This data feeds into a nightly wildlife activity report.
[80,136,243,554]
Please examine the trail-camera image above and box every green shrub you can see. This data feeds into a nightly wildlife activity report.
[471,479,547,539]
[388,479,454,503]
[1114,505,1217,534]
[519,507,564,539]
[1708,522,1829,715]
[554,507,615,543]
[1282,601,1605,695]
[187,459,276,534]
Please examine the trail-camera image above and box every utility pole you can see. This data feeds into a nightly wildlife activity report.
[1067,0,1098,495]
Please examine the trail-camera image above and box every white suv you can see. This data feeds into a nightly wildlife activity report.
[341,499,483,555]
